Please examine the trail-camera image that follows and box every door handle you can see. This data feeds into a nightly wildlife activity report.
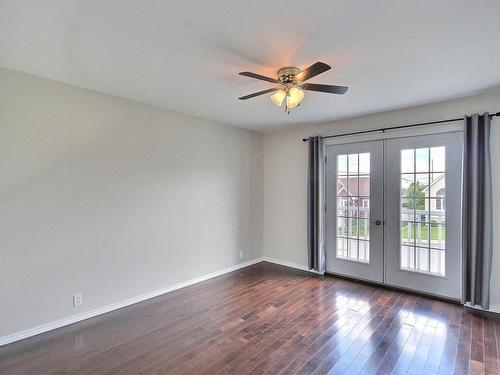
[375,220,382,226]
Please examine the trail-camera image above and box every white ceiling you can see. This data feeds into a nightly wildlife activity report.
[1,1,500,131]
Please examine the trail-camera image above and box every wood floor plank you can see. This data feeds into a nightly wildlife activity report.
[359,295,414,372]
[230,284,376,373]
[388,297,433,374]
[261,287,385,375]
[277,287,384,375]
[454,311,473,375]
[0,262,497,375]
[278,293,383,373]
[102,276,323,374]
[484,319,499,374]
[166,280,332,373]
[420,300,452,375]
[306,294,404,374]
[372,313,414,374]
[211,282,369,375]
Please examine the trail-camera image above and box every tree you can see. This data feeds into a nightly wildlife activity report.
[402,182,426,210]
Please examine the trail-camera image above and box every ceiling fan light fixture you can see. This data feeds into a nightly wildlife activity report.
[270,89,286,107]
[238,62,347,113]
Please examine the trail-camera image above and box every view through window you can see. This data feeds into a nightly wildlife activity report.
[400,147,446,275]
[336,153,370,263]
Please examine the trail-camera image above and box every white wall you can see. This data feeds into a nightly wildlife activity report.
[0,68,263,337]
[263,88,500,310]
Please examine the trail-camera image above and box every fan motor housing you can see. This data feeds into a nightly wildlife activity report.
[277,67,301,84]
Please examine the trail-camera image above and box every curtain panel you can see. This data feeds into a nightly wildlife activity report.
[462,112,493,309]
[307,136,326,274]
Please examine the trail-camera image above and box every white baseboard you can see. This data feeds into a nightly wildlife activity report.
[465,302,500,315]
[489,305,500,314]
[0,257,264,347]
[262,257,322,275]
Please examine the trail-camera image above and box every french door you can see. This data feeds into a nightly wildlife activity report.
[325,132,463,300]
[326,141,384,283]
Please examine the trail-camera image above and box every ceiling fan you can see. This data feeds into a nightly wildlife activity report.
[238,62,348,113]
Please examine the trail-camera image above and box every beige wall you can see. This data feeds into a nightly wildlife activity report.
[0,68,263,337]
[263,87,500,310]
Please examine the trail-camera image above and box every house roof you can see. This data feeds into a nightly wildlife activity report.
[337,175,370,196]
[422,173,445,193]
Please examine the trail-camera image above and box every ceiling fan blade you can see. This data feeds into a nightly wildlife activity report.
[239,71,279,83]
[295,62,331,83]
[238,88,278,100]
[301,83,348,95]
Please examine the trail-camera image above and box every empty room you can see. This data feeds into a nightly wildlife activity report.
[1,1,500,374]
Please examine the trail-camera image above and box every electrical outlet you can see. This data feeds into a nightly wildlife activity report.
[239,251,244,259]
[73,293,83,307]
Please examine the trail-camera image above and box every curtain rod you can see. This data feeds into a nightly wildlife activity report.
[301,111,500,142]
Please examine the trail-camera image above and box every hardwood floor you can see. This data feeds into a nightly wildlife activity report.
[0,262,499,374]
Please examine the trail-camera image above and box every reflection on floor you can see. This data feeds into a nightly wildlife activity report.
[0,262,498,374]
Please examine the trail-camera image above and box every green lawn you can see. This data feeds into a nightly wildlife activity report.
[338,221,444,240]
[401,222,445,240]
[337,220,369,237]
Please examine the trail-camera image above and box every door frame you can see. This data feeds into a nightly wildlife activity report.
[323,122,463,301]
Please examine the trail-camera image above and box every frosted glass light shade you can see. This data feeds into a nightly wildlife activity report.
[271,89,286,107]
[286,87,304,109]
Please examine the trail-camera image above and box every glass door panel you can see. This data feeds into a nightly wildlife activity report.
[335,153,370,263]
[385,133,462,300]
[399,147,446,276]
[326,141,384,283]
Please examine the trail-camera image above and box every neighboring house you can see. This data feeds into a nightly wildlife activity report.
[337,176,370,218]
[423,173,445,212]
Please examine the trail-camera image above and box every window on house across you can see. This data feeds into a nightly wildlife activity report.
[435,188,445,210]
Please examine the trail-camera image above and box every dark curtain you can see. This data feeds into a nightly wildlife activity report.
[462,112,493,309]
[307,136,325,273]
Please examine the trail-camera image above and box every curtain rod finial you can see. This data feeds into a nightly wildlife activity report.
[302,138,308,142]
